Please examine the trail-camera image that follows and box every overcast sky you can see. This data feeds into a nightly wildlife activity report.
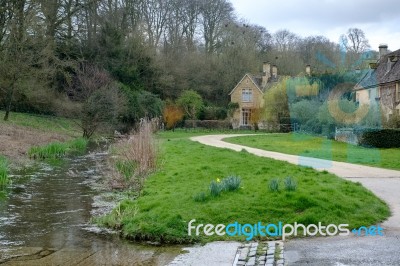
[230,0,400,51]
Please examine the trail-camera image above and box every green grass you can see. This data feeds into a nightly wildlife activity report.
[28,138,88,160]
[226,133,400,170]
[0,156,9,187]
[0,110,79,136]
[97,132,390,243]
[115,160,137,181]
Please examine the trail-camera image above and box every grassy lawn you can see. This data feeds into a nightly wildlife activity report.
[226,133,400,170]
[0,111,80,136]
[98,132,390,243]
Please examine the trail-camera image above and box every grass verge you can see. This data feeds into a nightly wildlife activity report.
[226,133,400,170]
[28,138,88,159]
[0,110,79,136]
[0,156,9,187]
[96,132,390,243]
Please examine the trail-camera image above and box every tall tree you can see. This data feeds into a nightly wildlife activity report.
[0,0,33,120]
[340,28,370,54]
[199,0,233,54]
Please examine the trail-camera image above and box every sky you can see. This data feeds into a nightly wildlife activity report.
[230,0,400,51]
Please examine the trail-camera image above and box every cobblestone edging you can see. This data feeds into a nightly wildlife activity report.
[233,241,285,266]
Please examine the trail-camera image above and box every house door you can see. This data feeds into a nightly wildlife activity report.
[241,108,250,126]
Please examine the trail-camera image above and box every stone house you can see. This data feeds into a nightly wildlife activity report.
[228,63,284,129]
[354,44,400,119]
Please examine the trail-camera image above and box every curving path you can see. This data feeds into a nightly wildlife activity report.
[190,134,400,229]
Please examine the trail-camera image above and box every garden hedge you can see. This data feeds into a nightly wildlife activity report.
[358,129,400,148]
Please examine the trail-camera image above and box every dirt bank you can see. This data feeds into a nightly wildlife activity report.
[0,124,70,163]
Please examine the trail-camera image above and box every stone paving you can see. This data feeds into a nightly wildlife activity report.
[233,241,285,266]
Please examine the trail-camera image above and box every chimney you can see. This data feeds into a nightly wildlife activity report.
[379,44,388,59]
[262,62,271,87]
[272,65,278,79]
[305,65,311,76]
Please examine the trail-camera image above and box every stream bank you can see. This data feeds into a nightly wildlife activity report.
[0,147,183,265]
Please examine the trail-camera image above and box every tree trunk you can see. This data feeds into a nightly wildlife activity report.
[4,95,12,121]
[3,81,15,121]
[4,109,10,121]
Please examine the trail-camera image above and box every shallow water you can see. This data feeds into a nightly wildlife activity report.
[0,150,182,265]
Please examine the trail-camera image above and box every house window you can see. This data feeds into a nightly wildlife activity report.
[242,88,252,102]
[368,89,371,100]
[396,83,400,102]
[241,108,251,126]
[356,92,360,103]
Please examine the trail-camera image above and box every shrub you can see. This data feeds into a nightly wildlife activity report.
[221,175,241,191]
[209,181,223,197]
[358,129,400,148]
[201,106,227,120]
[193,192,207,202]
[385,113,400,129]
[183,120,231,129]
[119,87,163,132]
[109,120,158,191]
[284,176,297,191]
[269,178,280,192]
[163,104,184,130]
[177,90,204,120]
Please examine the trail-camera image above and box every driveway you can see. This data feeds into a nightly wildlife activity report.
[191,134,400,265]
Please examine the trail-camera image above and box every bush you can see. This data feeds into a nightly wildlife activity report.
[269,178,280,192]
[358,129,400,148]
[303,118,322,134]
[221,175,241,191]
[284,176,297,191]
[109,120,158,191]
[385,113,400,129]
[201,106,227,120]
[177,90,204,120]
[184,120,231,129]
[193,192,207,202]
[209,181,223,197]
[163,104,184,130]
[120,87,164,129]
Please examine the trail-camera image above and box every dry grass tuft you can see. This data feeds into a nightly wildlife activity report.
[109,120,158,192]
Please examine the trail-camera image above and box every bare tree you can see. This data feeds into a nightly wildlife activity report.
[273,29,299,52]
[199,0,233,54]
[75,63,125,138]
[0,0,35,121]
[340,28,370,54]
[140,0,171,48]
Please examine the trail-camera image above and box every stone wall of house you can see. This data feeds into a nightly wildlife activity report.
[380,83,397,118]
[230,75,264,128]
[230,76,264,109]
[356,86,379,105]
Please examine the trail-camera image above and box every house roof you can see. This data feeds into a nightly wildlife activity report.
[355,49,400,90]
[228,73,264,95]
[228,73,280,95]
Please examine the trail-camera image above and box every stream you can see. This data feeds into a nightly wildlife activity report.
[0,147,182,265]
